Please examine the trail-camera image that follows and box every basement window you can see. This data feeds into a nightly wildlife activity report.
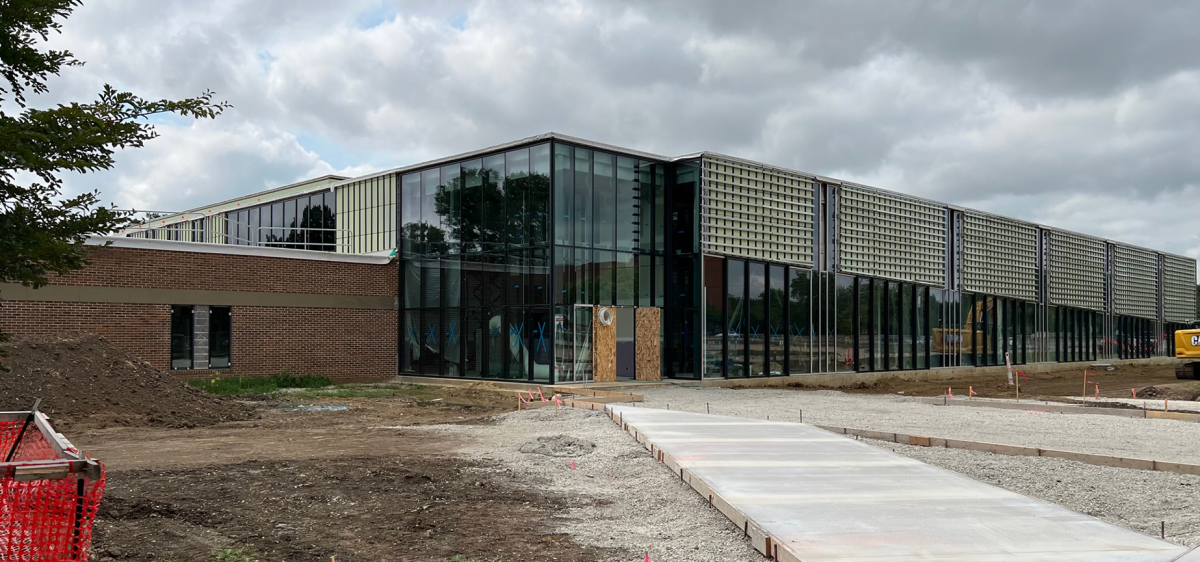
[170,305,194,369]
[169,305,233,370]
[210,306,232,368]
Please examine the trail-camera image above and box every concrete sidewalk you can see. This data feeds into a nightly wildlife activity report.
[608,404,1194,561]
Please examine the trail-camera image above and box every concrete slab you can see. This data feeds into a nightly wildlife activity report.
[607,405,1189,562]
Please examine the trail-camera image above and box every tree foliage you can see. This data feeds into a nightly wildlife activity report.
[0,0,229,346]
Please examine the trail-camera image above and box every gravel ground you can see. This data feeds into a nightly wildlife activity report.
[867,438,1200,548]
[637,386,1200,463]
[408,408,763,562]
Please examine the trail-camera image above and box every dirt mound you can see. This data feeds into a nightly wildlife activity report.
[1137,384,1200,401]
[0,332,256,430]
[519,435,596,457]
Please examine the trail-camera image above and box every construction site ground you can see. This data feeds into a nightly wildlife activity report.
[76,387,761,562]
[788,362,1200,401]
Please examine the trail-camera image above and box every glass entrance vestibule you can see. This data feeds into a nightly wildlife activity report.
[699,254,1174,378]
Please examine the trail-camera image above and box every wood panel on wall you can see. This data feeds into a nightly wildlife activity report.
[592,306,617,382]
[635,307,661,381]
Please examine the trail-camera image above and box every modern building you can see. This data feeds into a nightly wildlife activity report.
[114,132,1197,383]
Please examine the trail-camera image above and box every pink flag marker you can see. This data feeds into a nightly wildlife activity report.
[948,387,953,398]
[1095,385,1099,399]
[969,386,976,397]
[528,389,535,401]
[644,554,650,562]
[570,460,576,470]
[538,387,547,402]
[1132,388,1137,398]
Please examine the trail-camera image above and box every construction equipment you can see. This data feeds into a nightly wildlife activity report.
[1173,321,1200,378]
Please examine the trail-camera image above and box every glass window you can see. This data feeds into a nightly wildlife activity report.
[638,255,652,306]
[574,148,592,248]
[616,252,636,306]
[440,164,461,254]
[505,148,529,248]
[574,249,593,305]
[209,306,231,369]
[530,308,552,382]
[638,161,656,255]
[888,282,900,370]
[616,156,638,251]
[728,260,746,377]
[836,275,855,373]
[284,198,297,248]
[460,159,483,254]
[915,286,927,370]
[529,143,550,247]
[770,266,787,375]
[170,305,193,370]
[748,262,766,376]
[482,155,505,256]
[593,152,616,250]
[930,289,945,368]
[553,144,573,246]
[322,191,336,250]
[704,256,725,377]
[595,250,616,306]
[269,202,283,246]
[858,279,872,372]
[443,309,461,377]
[422,260,441,309]
[788,268,810,375]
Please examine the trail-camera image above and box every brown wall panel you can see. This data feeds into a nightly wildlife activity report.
[592,306,617,383]
[636,307,661,381]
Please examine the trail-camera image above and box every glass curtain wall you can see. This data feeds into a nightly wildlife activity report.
[550,143,666,382]
[226,191,336,251]
[400,143,552,381]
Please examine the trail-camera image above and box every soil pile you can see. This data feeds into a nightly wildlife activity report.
[0,332,255,429]
[519,434,597,457]
[1138,384,1200,401]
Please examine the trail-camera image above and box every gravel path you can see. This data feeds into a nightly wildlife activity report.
[638,386,1200,463]
[868,438,1200,548]
[409,408,763,562]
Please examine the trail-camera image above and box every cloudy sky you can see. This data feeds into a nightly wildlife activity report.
[36,0,1200,259]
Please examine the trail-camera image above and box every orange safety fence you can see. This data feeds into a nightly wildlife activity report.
[1,412,105,561]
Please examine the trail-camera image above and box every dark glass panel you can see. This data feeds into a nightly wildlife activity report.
[482,155,506,256]
[531,308,552,382]
[728,260,747,377]
[653,164,665,254]
[460,159,484,254]
[574,148,592,248]
[595,250,616,306]
[858,279,872,372]
[284,198,298,248]
[616,156,637,252]
[574,248,593,305]
[269,202,283,246]
[422,260,441,309]
[443,259,462,308]
[529,143,550,247]
[769,265,787,375]
[418,309,442,376]
[421,168,444,255]
[836,274,855,373]
[553,144,573,246]
[748,262,766,376]
[506,253,525,306]
[440,164,461,254]
[788,268,810,375]
[322,191,336,250]
[638,255,652,306]
[916,286,927,369]
[402,311,419,373]
[902,284,913,370]
[704,256,725,377]
[526,248,548,306]
[930,289,945,368]
[673,162,698,254]
[209,306,231,369]
[637,160,655,254]
[462,309,482,377]
[505,148,529,247]
[401,173,421,256]
[593,152,616,250]
[483,305,505,378]
[403,261,421,309]
[444,309,461,377]
[554,246,572,306]
[170,305,193,370]
[616,252,636,306]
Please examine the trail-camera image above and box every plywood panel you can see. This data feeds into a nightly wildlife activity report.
[592,306,616,383]
[636,307,662,381]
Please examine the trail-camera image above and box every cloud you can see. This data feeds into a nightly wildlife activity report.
[20,0,1200,265]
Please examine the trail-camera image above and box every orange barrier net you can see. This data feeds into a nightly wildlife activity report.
[1,414,105,561]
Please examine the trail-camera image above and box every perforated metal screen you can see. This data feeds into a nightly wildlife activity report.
[1163,254,1197,322]
[700,155,814,265]
[962,210,1037,301]
[1112,244,1159,319]
[1048,230,1105,311]
[838,185,945,286]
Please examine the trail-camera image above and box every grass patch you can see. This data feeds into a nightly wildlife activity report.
[215,547,259,562]
[188,373,332,396]
[282,383,432,401]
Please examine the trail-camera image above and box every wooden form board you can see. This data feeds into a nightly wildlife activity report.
[592,307,616,383]
[635,308,662,381]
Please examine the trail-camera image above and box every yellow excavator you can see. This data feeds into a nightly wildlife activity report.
[1174,323,1200,379]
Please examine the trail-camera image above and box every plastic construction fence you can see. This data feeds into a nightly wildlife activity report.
[1,408,105,561]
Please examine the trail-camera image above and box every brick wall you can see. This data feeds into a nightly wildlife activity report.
[0,244,398,382]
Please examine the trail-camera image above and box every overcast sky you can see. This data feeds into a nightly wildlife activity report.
[36,0,1200,260]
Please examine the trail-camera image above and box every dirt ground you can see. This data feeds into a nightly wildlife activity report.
[79,388,624,562]
[786,362,1196,401]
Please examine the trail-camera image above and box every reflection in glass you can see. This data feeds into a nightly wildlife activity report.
[593,152,615,250]
[727,260,746,377]
[748,262,766,376]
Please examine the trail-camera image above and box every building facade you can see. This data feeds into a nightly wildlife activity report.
[123,133,1198,383]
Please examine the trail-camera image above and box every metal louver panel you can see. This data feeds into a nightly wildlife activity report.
[1112,244,1159,319]
[838,184,945,286]
[1048,230,1105,311]
[1163,254,1197,322]
[700,155,814,265]
[962,210,1037,301]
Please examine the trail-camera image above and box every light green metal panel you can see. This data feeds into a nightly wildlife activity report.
[1163,254,1197,322]
[1048,230,1105,311]
[962,210,1037,301]
[700,156,814,266]
[207,215,225,243]
[838,185,946,286]
[1112,244,1159,319]
[334,175,396,254]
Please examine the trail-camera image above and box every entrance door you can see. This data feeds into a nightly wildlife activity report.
[615,307,636,378]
